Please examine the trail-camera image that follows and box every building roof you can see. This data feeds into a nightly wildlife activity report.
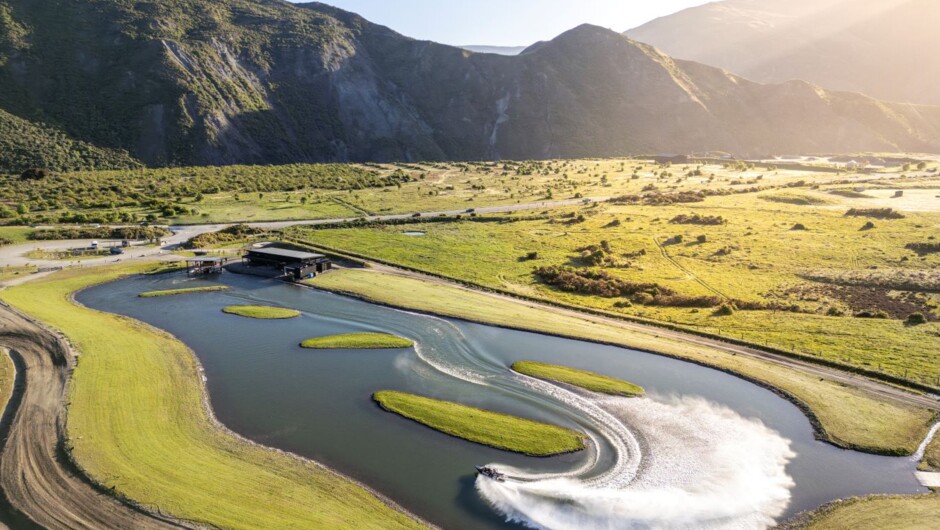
[247,247,326,261]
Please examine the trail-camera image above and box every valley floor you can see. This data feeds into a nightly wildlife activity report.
[0,264,429,529]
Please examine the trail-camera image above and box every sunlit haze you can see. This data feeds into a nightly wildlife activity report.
[299,0,710,46]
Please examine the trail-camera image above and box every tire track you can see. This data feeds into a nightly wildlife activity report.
[651,236,727,299]
[0,304,187,530]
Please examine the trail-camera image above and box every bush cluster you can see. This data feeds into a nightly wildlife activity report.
[905,242,940,255]
[28,226,169,241]
[534,266,667,299]
[184,224,267,249]
[844,208,905,220]
[670,213,727,225]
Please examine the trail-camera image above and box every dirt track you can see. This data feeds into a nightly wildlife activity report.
[0,304,186,530]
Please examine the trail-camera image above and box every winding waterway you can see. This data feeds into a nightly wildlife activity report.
[79,272,927,529]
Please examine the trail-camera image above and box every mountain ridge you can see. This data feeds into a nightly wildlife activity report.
[0,0,937,171]
[626,0,940,106]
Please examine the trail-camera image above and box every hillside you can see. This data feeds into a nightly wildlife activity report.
[626,0,940,105]
[0,0,938,170]
[0,108,139,172]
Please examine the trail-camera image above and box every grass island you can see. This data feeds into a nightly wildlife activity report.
[139,286,229,298]
[222,305,301,319]
[372,390,586,456]
[0,264,424,529]
[301,332,413,349]
[513,361,645,397]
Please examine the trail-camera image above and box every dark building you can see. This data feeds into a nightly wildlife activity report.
[244,247,331,279]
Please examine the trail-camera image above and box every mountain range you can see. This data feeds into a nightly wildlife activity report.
[627,0,940,106]
[0,0,938,172]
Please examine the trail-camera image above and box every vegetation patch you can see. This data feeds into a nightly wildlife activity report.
[512,361,645,397]
[778,282,936,322]
[372,390,585,456]
[300,333,413,349]
[139,286,229,298]
[222,305,301,319]
[906,242,940,255]
[29,226,169,241]
[827,189,872,198]
[799,269,940,294]
[844,208,905,219]
[534,266,721,308]
[184,224,269,249]
[761,192,831,205]
[669,213,727,225]
[535,266,667,298]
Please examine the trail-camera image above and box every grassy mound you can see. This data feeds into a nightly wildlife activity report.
[139,286,229,298]
[372,390,585,456]
[222,305,300,319]
[512,361,645,397]
[301,333,413,349]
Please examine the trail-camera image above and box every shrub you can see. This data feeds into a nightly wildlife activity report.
[29,226,169,241]
[184,224,267,249]
[19,168,49,180]
[845,208,905,220]
[696,235,707,244]
[860,221,875,230]
[522,251,539,261]
[534,266,669,299]
[854,310,889,319]
[670,213,727,225]
[906,242,940,255]
[906,313,927,325]
[791,223,807,231]
[713,304,735,316]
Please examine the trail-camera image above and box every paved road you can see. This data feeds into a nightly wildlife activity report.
[0,196,607,269]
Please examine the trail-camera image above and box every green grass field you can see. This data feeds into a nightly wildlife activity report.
[301,333,413,349]
[0,348,13,427]
[311,269,936,456]
[0,265,37,283]
[290,184,940,390]
[222,305,301,319]
[0,226,34,244]
[0,265,425,529]
[512,361,645,397]
[797,495,940,530]
[372,390,585,456]
[138,286,229,297]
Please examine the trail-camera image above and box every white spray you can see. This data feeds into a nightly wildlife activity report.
[404,314,796,530]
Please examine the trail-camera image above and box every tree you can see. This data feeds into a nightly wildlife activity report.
[19,168,49,180]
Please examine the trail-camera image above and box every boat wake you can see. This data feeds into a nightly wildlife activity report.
[477,395,795,530]
[398,313,795,529]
